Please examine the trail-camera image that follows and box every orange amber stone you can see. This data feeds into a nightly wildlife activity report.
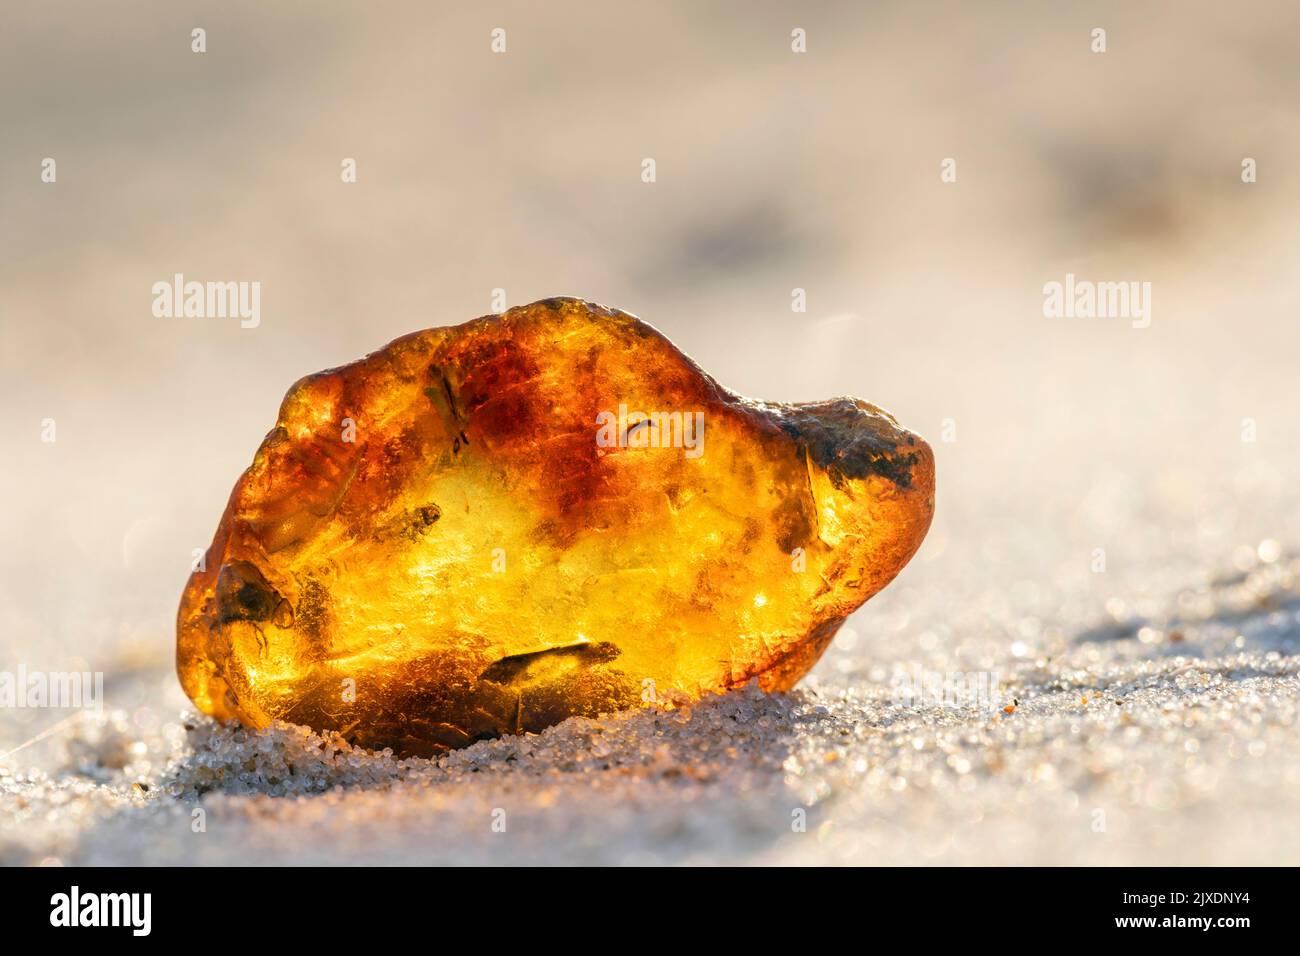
[177,298,934,755]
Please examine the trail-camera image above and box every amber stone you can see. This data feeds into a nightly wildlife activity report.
[177,298,934,755]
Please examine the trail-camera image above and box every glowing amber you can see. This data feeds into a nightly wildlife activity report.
[177,297,934,755]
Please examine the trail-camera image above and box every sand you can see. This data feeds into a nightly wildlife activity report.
[4,544,1298,865]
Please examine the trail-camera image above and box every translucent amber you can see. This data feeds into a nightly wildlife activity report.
[177,298,935,755]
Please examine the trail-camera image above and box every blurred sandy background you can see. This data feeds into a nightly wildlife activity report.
[2,1,1299,865]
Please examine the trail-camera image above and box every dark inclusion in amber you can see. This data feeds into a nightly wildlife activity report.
[177,297,935,756]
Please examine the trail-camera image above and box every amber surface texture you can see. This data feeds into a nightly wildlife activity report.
[177,297,935,755]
